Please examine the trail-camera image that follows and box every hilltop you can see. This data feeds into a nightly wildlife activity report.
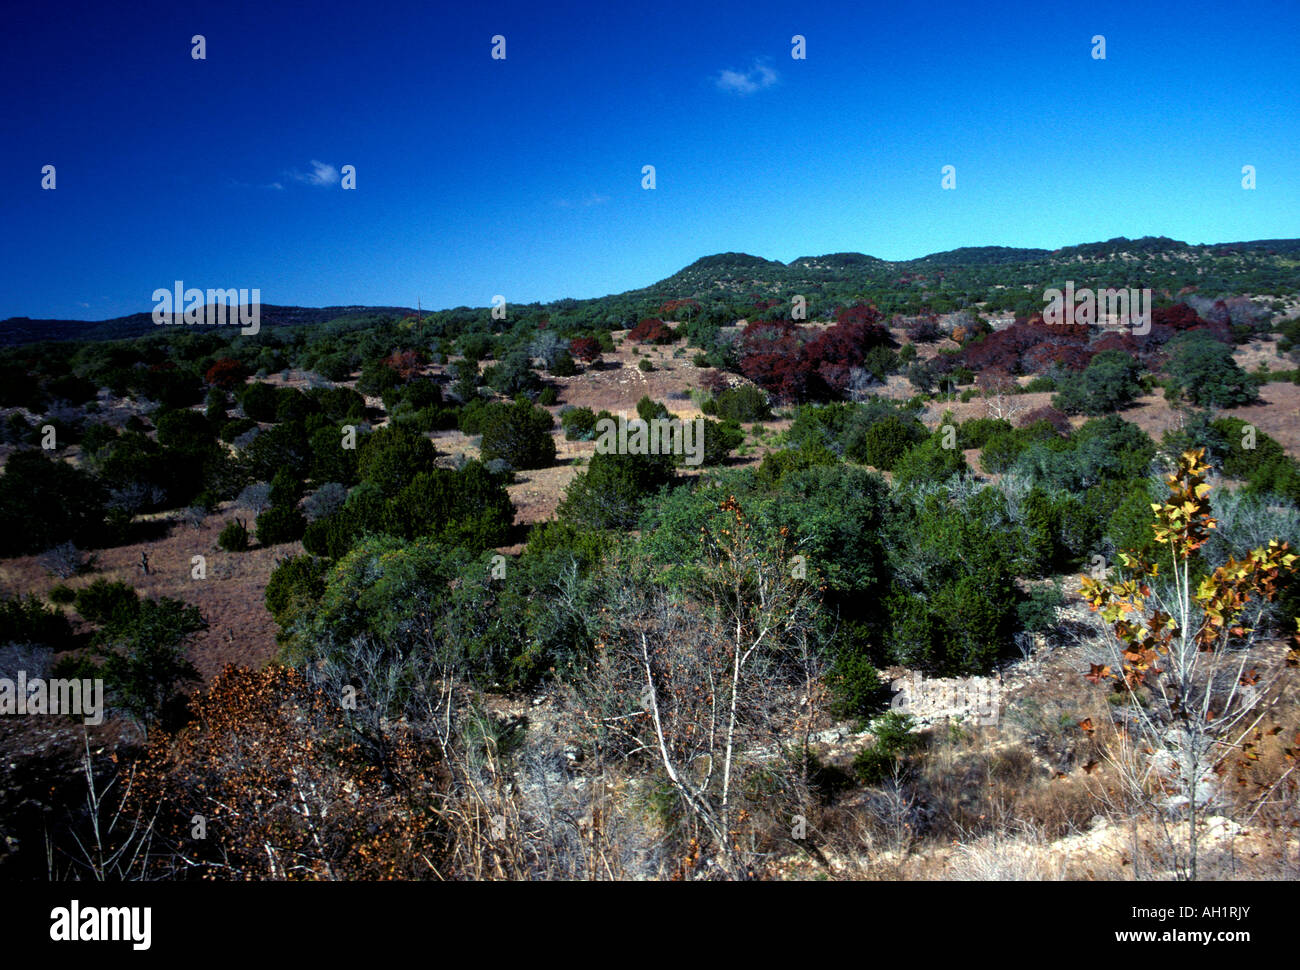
[5,235,1298,347]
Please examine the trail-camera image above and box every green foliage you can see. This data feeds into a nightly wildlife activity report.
[549,352,577,377]
[218,519,251,552]
[712,385,771,423]
[0,451,106,556]
[308,425,360,486]
[154,408,214,452]
[302,461,514,559]
[826,651,884,721]
[560,406,602,441]
[1016,580,1064,632]
[358,423,438,496]
[1163,333,1255,408]
[636,396,669,422]
[1014,416,1153,491]
[0,594,75,648]
[356,358,401,397]
[243,423,312,482]
[523,520,614,569]
[483,351,542,397]
[558,449,676,530]
[264,554,329,626]
[1052,349,1142,415]
[698,418,744,466]
[239,381,279,422]
[1210,417,1300,503]
[478,399,557,470]
[849,414,927,470]
[388,463,515,549]
[269,468,304,508]
[256,504,307,545]
[853,712,919,783]
[882,487,1026,674]
[95,596,204,732]
[74,579,140,626]
[755,441,839,488]
[310,385,367,423]
[891,433,969,486]
[219,417,258,442]
[958,417,1014,450]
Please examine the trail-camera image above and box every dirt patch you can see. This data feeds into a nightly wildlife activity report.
[0,508,289,681]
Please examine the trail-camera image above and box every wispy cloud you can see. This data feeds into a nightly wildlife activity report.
[289,160,340,187]
[556,193,610,209]
[230,177,284,191]
[715,60,778,95]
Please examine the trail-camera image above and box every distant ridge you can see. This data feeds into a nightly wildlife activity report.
[4,235,1298,346]
[0,305,419,346]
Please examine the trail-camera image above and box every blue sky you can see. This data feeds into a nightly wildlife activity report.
[2,0,1297,320]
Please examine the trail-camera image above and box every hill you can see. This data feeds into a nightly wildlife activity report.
[5,236,1297,347]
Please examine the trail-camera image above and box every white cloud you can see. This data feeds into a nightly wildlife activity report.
[230,177,284,191]
[556,193,610,209]
[289,160,340,187]
[715,60,778,95]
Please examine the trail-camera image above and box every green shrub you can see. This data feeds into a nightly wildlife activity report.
[48,584,76,605]
[1016,581,1064,632]
[827,651,884,720]
[755,442,838,488]
[74,579,140,626]
[478,399,557,470]
[549,352,577,377]
[95,596,203,732]
[637,358,654,372]
[269,468,304,508]
[561,406,600,441]
[220,417,258,442]
[308,425,360,486]
[358,423,438,496]
[457,397,489,435]
[265,554,329,625]
[1163,334,1255,408]
[256,504,307,545]
[1210,417,1300,502]
[0,594,75,647]
[851,414,928,471]
[239,382,279,422]
[853,711,919,783]
[558,449,675,530]
[892,434,968,486]
[483,351,542,397]
[713,385,771,423]
[1052,349,1142,415]
[218,519,251,552]
[958,417,1013,450]
[698,418,744,466]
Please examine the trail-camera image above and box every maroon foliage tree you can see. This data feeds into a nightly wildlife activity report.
[205,358,248,390]
[738,320,811,402]
[1016,405,1071,434]
[569,337,602,364]
[627,318,678,344]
